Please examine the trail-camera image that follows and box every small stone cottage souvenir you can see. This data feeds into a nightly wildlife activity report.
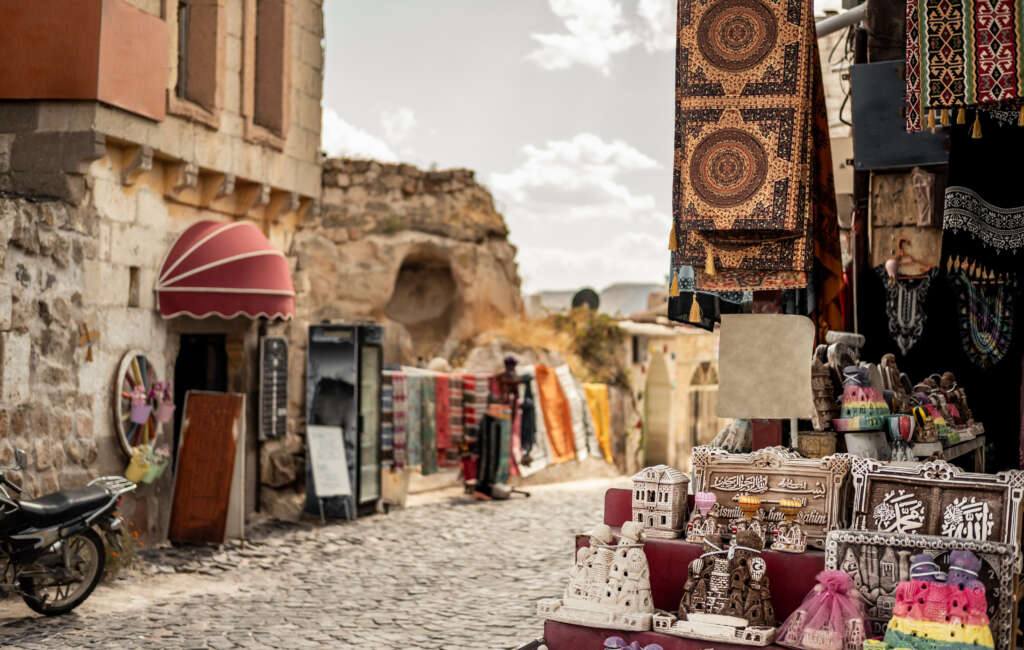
[879,354,913,413]
[538,521,653,631]
[865,550,995,650]
[770,499,806,553]
[686,492,719,543]
[631,465,689,539]
[776,570,866,650]
[655,529,776,645]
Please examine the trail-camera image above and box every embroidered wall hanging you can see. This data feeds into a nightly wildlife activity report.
[874,266,937,356]
[905,0,1024,132]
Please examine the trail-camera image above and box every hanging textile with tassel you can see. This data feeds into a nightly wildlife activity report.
[906,0,1024,132]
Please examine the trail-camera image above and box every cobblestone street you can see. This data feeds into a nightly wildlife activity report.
[0,479,625,649]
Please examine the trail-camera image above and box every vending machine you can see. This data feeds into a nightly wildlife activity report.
[304,323,383,518]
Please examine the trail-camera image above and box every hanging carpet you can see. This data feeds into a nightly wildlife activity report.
[905,0,1024,132]
[420,375,438,476]
[534,365,576,464]
[874,266,939,356]
[583,383,614,463]
[669,0,843,339]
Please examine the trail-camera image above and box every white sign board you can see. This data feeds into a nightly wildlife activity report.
[306,425,352,498]
[718,314,814,419]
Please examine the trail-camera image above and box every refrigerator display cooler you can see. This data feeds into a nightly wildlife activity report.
[304,323,384,518]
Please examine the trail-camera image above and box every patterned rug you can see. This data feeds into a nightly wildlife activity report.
[906,0,1024,132]
[672,0,825,290]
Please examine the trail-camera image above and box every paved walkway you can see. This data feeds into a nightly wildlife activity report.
[0,478,625,649]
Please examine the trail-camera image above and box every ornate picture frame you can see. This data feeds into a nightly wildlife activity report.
[850,458,1024,548]
[690,446,852,549]
[825,529,1020,649]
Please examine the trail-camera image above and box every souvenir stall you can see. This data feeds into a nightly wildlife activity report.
[528,0,1024,646]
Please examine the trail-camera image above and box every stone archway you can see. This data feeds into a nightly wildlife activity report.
[384,252,458,362]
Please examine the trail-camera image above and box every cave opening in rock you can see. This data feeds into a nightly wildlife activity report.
[384,253,457,361]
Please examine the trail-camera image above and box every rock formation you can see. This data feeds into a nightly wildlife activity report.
[291,159,523,364]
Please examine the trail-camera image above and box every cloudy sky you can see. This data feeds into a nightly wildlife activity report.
[322,0,842,293]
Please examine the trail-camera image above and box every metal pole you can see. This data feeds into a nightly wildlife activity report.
[816,4,866,38]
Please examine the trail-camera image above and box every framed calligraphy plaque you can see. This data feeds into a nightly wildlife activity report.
[825,529,1020,649]
[850,458,1024,549]
[690,446,852,549]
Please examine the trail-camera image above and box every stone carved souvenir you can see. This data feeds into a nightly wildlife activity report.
[825,530,1019,649]
[776,570,867,650]
[911,404,939,443]
[864,550,995,650]
[690,446,851,549]
[810,345,839,432]
[631,465,689,539]
[771,499,807,554]
[797,431,837,459]
[686,492,720,543]
[730,495,768,546]
[879,354,913,414]
[833,366,890,432]
[940,371,973,424]
[850,458,1024,548]
[656,530,776,646]
[538,521,653,631]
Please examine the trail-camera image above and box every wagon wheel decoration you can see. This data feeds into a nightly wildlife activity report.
[113,350,160,458]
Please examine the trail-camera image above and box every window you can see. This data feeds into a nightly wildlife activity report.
[166,0,224,127]
[661,515,667,525]
[128,266,140,307]
[254,0,286,134]
[175,0,218,111]
[632,335,649,364]
[647,490,655,502]
[636,513,642,523]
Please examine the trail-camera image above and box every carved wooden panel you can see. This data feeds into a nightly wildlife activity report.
[850,458,1024,548]
[825,529,1019,649]
[690,446,852,549]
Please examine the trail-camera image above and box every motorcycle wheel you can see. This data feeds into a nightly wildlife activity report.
[20,528,106,616]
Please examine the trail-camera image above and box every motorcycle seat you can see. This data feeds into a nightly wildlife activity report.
[17,486,111,528]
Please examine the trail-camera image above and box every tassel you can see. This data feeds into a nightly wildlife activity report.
[927,110,936,128]
[957,108,967,125]
[946,256,953,272]
[669,272,679,297]
[941,109,950,126]
[705,253,716,277]
[669,223,677,251]
[86,347,94,363]
[688,297,702,323]
[1018,106,1024,127]
[972,112,983,139]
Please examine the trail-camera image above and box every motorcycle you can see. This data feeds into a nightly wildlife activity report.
[0,448,136,615]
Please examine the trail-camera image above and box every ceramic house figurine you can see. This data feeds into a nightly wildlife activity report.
[657,530,776,646]
[811,345,839,432]
[537,521,654,631]
[685,492,719,543]
[631,465,689,539]
[770,499,807,554]
[865,550,994,650]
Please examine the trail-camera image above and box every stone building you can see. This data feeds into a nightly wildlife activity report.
[0,0,324,539]
[618,320,723,475]
[631,464,688,538]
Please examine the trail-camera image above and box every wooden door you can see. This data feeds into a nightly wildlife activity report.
[169,391,244,544]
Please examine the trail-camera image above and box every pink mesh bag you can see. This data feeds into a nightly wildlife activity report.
[776,570,868,650]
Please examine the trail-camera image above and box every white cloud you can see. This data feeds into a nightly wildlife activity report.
[527,0,639,75]
[490,133,659,210]
[321,107,398,162]
[490,133,668,292]
[381,107,418,146]
[517,231,668,292]
[637,0,676,52]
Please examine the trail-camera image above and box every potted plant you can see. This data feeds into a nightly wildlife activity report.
[141,444,171,483]
[129,384,152,424]
[153,381,175,423]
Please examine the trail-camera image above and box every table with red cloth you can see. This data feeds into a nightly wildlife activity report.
[541,488,826,650]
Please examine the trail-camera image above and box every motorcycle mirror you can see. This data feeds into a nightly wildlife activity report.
[13,448,26,470]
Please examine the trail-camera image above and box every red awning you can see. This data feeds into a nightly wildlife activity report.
[156,220,294,320]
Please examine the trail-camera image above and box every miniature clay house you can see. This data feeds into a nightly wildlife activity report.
[632,465,690,539]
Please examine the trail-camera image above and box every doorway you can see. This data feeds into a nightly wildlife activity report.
[173,334,228,466]
[644,352,672,466]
